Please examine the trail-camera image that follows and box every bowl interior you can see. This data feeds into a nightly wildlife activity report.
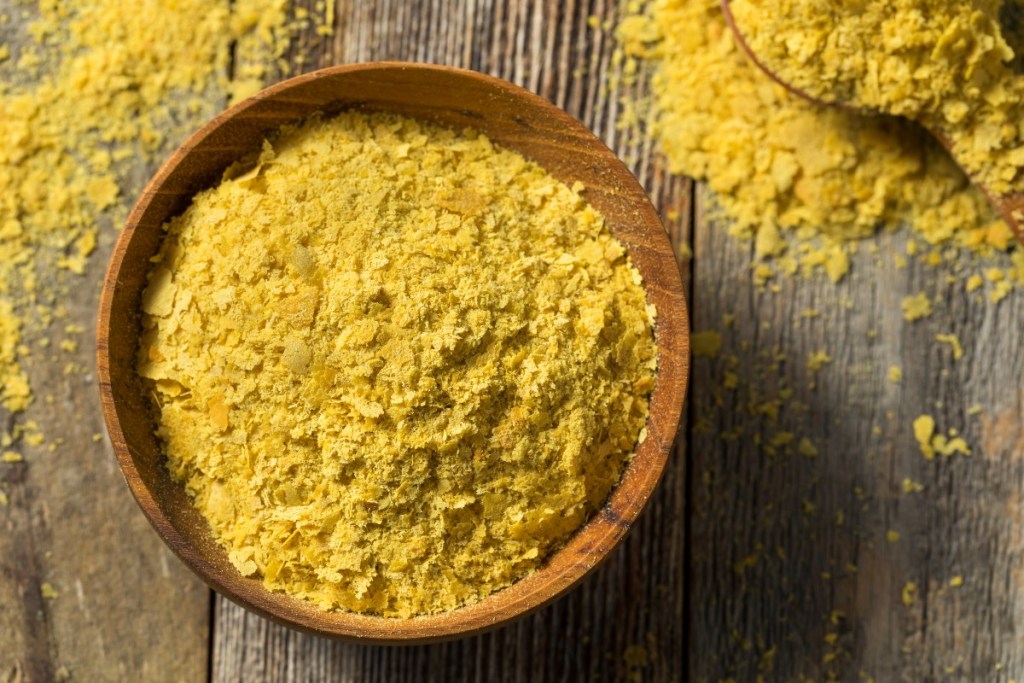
[97,63,689,643]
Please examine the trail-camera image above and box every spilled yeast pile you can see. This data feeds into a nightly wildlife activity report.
[0,0,293,418]
[731,0,1024,194]
[619,0,1014,283]
[138,112,657,617]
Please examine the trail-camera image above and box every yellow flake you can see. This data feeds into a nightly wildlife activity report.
[798,437,818,458]
[887,366,902,384]
[85,176,119,210]
[1,451,22,463]
[692,331,722,359]
[902,293,933,322]
[990,280,1013,304]
[935,334,964,361]
[949,576,964,588]
[807,351,831,373]
[902,478,924,494]
[913,415,936,460]
[902,582,918,607]
[40,582,58,600]
[886,530,900,543]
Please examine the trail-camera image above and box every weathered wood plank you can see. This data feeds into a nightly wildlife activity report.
[211,1,691,682]
[0,181,212,683]
[689,189,1024,681]
[0,0,213,679]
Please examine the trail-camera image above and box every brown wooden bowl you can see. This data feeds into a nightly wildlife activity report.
[96,62,689,643]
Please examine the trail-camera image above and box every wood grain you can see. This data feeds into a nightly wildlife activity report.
[689,188,1024,681]
[0,0,212,680]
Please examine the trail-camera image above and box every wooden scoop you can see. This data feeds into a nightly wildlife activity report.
[721,0,1024,245]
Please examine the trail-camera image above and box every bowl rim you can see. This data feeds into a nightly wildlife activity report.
[96,61,690,643]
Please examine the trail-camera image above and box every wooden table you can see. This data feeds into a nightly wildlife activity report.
[3,1,1023,681]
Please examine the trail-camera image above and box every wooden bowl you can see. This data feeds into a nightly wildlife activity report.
[96,63,689,643]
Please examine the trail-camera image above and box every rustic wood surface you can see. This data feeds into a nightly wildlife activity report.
[4,0,1024,681]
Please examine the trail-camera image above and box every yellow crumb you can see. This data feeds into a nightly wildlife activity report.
[0,0,296,417]
[990,280,1013,304]
[935,334,964,360]
[949,576,964,588]
[902,293,933,322]
[888,366,903,384]
[1,451,22,463]
[692,331,723,359]
[902,582,918,607]
[807,351,831,373]
[913,415,936,460]
[886,530,901,543]
[902,478,924,494]
[40,582,58,600]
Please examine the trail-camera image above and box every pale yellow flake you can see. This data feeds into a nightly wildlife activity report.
[807,351,831,373]
[902,293,933,322]
[913,415,936,460]
[692,331,722,359]
[935,334,964,361]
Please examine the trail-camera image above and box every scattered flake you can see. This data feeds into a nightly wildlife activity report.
[887,366,902,384]
[990,280,1013,304]
[1,451,23,463]
[40,582,58,600]
[902,581,918,607]
[965,274,984,292]
[886,530,901,543]
[619,0,1013,293]
[913,415,971,459]
[935,334,964,361]
[902,478,925,494]
[913,415,936,459]
[807,351,831,373]
[902,293,933,322]
[949,576,964,588]
[0,0,299,419]
[692,330,722,359]
[798,437,818,458]
[933,433,972,457]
